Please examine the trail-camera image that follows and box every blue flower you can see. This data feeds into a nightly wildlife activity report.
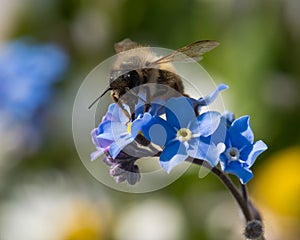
[142,96,221,173]
[0,39,68,120]
[219,115,268,184]
[91,103,158,185]
[91,103,153,160]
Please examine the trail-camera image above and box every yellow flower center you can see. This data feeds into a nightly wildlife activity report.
[177,128,192,142]
[127,122,132,134]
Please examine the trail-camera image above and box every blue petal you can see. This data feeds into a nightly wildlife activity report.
[219,152,228,169]
[165,97,195,129]
[109,134,133,158]
[160,141,188,173]
[197,111,221,137]
[100,121,127,141]
[96,135,114,147]
[93,125,114,149]
[131,112,152,138]
[98,120,112,136]
[91,128,100,144]
[142,116,176,146]
[91,128,112,160]
[242,140,268,167]
[101,121,135,159]
[91,149,105,161]
[188,137,220,166]
[108,102,129,123]
[188,119,201,136]
[224,161,254,184]
[202,143,221,167]
[102,103,118,122]
[210,117,228,145]
[229,116,254,149]
[197,84,229,106]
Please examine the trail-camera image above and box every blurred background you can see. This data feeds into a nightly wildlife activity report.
[0,0,299,239]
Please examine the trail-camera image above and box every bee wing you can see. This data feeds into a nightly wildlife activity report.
[114,38,139,53]
[149,40,219,66]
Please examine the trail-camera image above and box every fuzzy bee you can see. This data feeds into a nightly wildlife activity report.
[89,38,219,119]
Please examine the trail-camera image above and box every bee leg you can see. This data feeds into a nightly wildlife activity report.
[144,103,151,113]
[131,112,135,121]
[113,96,132,121]
[119,104,131,120]
[126,87,147,104]
[123,88,137,121]
[129,104,136,121]
[125,87,150,115]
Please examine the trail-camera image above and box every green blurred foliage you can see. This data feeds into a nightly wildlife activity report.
[1,0,299,239]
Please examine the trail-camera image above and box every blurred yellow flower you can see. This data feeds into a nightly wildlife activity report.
[252,146,300,239]
[253,146,300,217]
[62,201,104,240]
[0,174,112,240]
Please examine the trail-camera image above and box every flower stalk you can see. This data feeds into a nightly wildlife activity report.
[187,157,265,239]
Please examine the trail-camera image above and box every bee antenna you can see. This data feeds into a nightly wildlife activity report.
[88,87,112,109]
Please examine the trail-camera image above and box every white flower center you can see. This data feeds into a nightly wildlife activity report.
[177,128,192,142]
[225,147,240,162]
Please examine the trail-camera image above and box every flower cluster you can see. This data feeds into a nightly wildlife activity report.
[91,84,267,185]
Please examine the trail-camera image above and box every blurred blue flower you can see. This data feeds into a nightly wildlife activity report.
[142,96,221,173]
[0,39,68,120]
[219,116,268,184]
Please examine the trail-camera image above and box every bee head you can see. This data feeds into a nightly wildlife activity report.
[110,70,141,89]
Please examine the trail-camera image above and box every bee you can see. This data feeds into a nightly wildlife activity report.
[89,38,219,120]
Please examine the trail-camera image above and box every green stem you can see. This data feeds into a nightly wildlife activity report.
[241,183,248,203]
[152,153,265,238]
